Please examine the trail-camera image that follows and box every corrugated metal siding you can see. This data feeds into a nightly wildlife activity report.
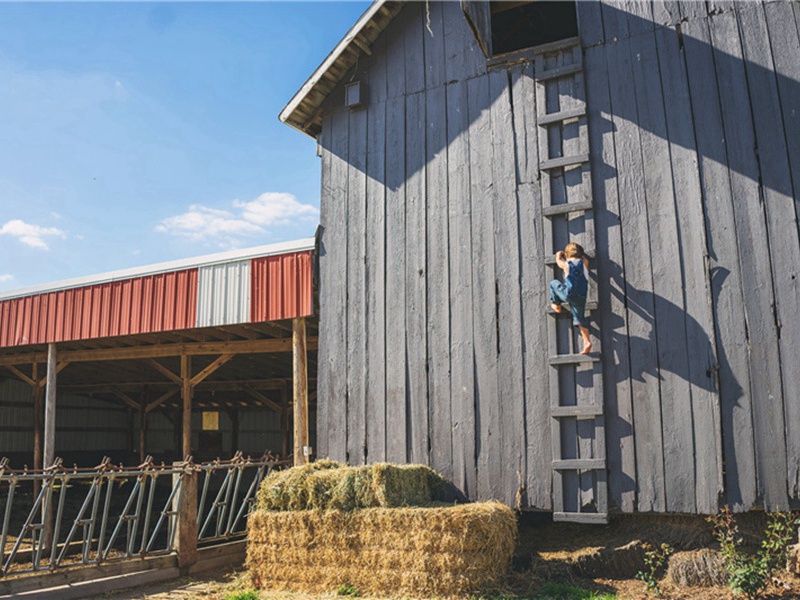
[0,379,128,453]
[251,251,314,322]
[196,260,251,328]
[0,269,198,348]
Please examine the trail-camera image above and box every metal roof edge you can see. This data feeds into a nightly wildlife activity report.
[279,0,393,137]
[0,237,316,302]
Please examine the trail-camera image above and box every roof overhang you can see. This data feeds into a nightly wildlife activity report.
[279,0,405,138]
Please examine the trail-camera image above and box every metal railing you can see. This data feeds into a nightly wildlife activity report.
[0,453,285,578]
[197,452,286,545]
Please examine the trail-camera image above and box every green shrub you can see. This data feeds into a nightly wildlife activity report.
[535,581,617,599]
[635,542,673,596]
[708,506,797,599]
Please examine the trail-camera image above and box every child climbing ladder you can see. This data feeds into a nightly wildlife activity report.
[549,242,592,355]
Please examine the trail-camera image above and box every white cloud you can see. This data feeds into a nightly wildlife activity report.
[156,193,318,247]
[0,219,66,250]
[234,193,319,227]
[0,274,13,283]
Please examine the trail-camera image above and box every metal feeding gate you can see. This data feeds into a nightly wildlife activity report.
[0,452,285,580]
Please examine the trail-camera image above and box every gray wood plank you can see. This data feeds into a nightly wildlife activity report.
[606,36,666,513]
[624,0,656,35]
[655,24,723,514]
[489,69,526,507]
[738,4,794,510]
[442,0,487,84]
[446,78,477,498]
[511,61,551,509]
[404,3,426,95]
[386,7,406,100]
[630,29,695,514]
[423,0,447,90]
[365,101,387,464]
[460,0,492,57]
[679,1,709,22]
[652,1,684,26]
[600,0,631,42]
[367,32,388,105]
[576,0,606,48]
[763,0,800,499]
[384,94,408,464]
[316,117,334,461]
[710,9,784,511]
[405,90,429,465]
[682,16,756,511]
[467,73,501,501]
[346,107,368,465]
[323,108,350,463]
[426,84,452,480]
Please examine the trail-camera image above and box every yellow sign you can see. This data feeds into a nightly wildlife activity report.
[202,411,219,431]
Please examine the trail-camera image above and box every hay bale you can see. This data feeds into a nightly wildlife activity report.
[571,540,648,579]
[667,549,729,587]
[256,461,446,511]
[246,502,517,597]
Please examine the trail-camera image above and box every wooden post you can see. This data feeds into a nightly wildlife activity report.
[181,355,192,459]
[127,407,135,462]
[43,344,57,469]
[32,362,41,496]
[293,318,309,466]
[139,405,147,464]
[230,409,239,456]
[172,462,198,569]
[281,383,290,458]
[42,343,57,551]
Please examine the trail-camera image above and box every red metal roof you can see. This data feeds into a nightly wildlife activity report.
[0,240,315,349]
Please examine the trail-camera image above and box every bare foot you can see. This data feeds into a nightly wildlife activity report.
[580,341,593,355]
[551,303,564,313]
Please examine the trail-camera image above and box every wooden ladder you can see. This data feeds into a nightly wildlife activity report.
[534,37,609,524]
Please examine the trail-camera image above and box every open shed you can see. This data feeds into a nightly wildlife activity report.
[0,239,317,469]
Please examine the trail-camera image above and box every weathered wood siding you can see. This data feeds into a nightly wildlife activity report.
[316,0,800,513]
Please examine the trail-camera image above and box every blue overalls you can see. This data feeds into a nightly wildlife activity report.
[549,259,589,327]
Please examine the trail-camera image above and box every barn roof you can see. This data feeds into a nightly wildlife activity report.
[279,0,405,138]
[0,238,315,349]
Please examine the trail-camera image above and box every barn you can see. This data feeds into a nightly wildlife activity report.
[280,0,800,522]
[0,240,316,470]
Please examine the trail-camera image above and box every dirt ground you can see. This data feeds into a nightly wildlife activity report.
[91,512,800,600]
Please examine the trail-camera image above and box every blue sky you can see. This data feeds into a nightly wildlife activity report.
[0,1,367,291]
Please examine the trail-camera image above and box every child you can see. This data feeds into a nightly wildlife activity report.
[549,242,592,354]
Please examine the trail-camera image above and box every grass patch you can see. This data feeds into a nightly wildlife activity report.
[534,581,617,600]
[226,590,260,600]
[336,583,362,596]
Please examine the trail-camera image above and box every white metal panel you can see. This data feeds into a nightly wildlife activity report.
[196,260,251,328]
[0,237,314,301]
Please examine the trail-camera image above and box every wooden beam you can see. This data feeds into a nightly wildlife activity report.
[146,389,179,413]
[112,390,141,411]
[190,354,234,387]
[281,383,290,458]
[243,387,282,413]
[145,359,182,385]
[58,378,303,394]
[36,361,70,387]
[0,337,318,366]
[5,365,35,387]
[293,318,309,466]
[182,355,192,458]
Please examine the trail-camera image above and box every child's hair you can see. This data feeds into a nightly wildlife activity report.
[564,242,585,258]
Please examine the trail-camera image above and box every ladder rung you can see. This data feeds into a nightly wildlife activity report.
[553,512,610,525]
[549,354,600,366]
[553,458,606,470]
[547,301,598,315]
[542,200,594,217]
[536,62,583,81]
[540,153,590,171]
[533,36,581,56]
[538,106,586,126]
[551,405,603,418]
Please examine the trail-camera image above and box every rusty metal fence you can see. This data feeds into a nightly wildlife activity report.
[0,453,284,578]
